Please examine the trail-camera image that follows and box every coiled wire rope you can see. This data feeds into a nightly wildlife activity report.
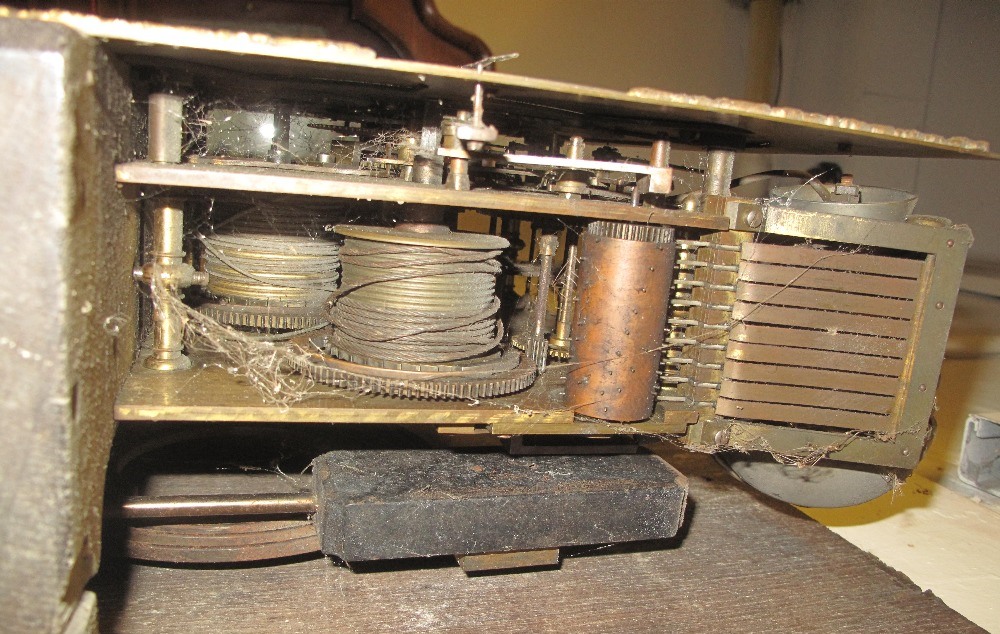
[198,206,341,330]
[328,226,507,367]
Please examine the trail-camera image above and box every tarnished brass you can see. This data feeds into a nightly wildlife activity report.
[117,162,729,230]
[116,351,566,426]
[717,242,924,433]
[549,243,578,358]
[142,202,193,372]
[126,520,320,564]
[679,196,973,469]
[457,549,559,572]
[120,493,317,519]
[4,8,993,623]
[26,10,997,158]
[335,223,507,250]
[96,12,976,470]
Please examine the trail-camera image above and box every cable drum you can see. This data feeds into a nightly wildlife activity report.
[295,224,537,399]
[199,207,341,330]
[329,225,508,367]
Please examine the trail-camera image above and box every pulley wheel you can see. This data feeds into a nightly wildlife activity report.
[717,451,907,508]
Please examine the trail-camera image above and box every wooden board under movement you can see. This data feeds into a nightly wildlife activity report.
[93,449,985,633]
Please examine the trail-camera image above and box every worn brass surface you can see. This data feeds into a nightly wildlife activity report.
[717,242,923,434]
[752,204,970,447]
[18,10,999,158]
[685,199,973,468]
[335,223,508,250]
[488,409,697,436]
[457,548,560,572]
[115,352,695,435]
[126,520,319,564]
[143,203,192,372]
[116,162,729,230]
[116,351,568,426]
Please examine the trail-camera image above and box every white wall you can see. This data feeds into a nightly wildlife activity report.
[436,1,749,95]
[438,0,999,262]
[779,0,1000,262]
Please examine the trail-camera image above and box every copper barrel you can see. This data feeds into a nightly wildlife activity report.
[567,222,675,422]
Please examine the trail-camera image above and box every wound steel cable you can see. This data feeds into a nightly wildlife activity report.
[201,207,340,309]
[329,227,507,365]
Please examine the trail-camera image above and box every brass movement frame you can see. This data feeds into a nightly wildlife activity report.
[69,10,976,468]
[684,200,973,469]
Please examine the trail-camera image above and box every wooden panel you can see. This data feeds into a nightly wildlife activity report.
[737,283,916,319]
[726,342,906,376]
[716,398,892,432]
[719,382,895,414]
[723,361,900,395]
[727,325,909,359]
[93,450,986,634]
[741,242,925,278]
[738,262,920,299]
[732,303,912,339]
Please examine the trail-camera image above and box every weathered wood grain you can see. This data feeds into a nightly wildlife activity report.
[94,449,984,634]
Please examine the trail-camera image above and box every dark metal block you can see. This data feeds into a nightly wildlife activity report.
[312,449,687,562]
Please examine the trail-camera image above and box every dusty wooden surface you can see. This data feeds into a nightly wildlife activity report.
[94,448,985,633]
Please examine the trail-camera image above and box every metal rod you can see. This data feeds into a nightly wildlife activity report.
[148,92,184,163]
[120,492,317,520]
[143,201,192,371]
[705,149,735,197]
[268,107,292,164]
[551,243,578,350]
[566,136,586,160]
[532,235,558,337]
[521,234,558,372]
[446,156,470,190]
[650,140,671,169]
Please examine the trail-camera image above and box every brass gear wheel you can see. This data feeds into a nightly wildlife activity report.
[294,337,536,400]
[198,302,328,331]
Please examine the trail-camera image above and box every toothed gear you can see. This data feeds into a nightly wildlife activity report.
[512,332,566,361]
[548,344,571,360]
[198,302,328,331]
[293,341,536,400]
